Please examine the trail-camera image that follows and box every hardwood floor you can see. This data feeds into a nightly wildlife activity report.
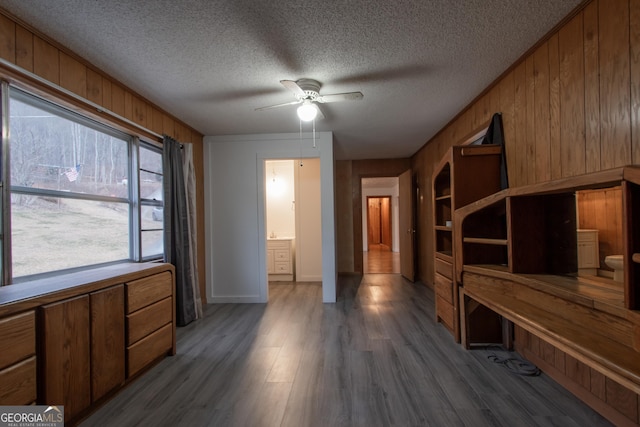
[364,244,400,274]
[81,275,611,427]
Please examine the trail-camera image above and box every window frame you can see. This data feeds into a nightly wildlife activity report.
[138,141,165,262]
[2,84,165,285]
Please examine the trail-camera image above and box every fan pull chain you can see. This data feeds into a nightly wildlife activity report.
[312,118,316,148]
[299,119,303,167]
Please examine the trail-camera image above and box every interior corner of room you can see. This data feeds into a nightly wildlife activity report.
[1,0,640,425]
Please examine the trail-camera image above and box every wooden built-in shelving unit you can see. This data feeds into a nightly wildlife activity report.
[432,143,502,341]
[454,166,640,426]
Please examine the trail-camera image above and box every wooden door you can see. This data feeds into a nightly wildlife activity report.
[41,295,91,420]
[368,196,392,248]
[399,169,415,281]
[367,197,382,244]
[90,285,125,401]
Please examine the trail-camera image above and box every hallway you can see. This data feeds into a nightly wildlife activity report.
[363,244,400,274]
[81,275,609,426]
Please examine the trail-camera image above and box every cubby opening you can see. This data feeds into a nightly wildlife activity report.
[461,200,508,266]
[433,163,451,198]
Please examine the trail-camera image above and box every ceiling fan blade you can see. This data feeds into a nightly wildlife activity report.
[314,103,325,120]
[280,80,306,98]
[316,92,363,103]
[255,100,302,111]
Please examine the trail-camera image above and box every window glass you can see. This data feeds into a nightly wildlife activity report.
[3,88,166,282]
[139,147,163,200]
[8,90,137,280]
[141,229,164,259]
[11,194,129,277]
[140,144,164,260]
[10,97,129,197]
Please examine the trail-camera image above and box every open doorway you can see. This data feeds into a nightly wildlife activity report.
[362,177,400,274]
[265,159,322,286]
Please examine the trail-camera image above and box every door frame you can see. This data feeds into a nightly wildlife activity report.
[350,160,411,274]
[399,169,415,281]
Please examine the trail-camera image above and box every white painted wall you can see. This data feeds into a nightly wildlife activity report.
[265,160,295,239]
[204,132,336,303]
[295,158,322,281]
[362,179,400,252]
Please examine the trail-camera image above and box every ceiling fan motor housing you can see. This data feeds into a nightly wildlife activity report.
[296,79,321,100]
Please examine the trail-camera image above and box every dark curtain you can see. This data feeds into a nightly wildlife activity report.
[163,136,196,326]
[481,112,509,189]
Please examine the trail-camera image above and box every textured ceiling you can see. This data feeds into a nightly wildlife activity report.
[0,0,582,160]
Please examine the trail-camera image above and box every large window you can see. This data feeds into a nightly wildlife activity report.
[4,87,164,283]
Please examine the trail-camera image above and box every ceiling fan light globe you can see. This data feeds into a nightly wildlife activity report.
[297,103,317,122]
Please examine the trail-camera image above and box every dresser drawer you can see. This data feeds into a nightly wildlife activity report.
[0,356,36,405]
[267,240,291,250]
[435,257,453,280]
[126,271,173,313]
[436,295,455,331]
[127,323,173,377]
[274,250,290,260]
[274,262,291,274]
[127,297,172,346]
[434,273,454,305]
[0,311,35,371]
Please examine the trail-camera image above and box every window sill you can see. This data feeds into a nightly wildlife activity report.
[0,262,173,317]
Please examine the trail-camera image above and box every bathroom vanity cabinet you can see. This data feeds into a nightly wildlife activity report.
[432,143,502,341]
[577,229,599,276]
[267,238,294,281]
[454,166,640,426]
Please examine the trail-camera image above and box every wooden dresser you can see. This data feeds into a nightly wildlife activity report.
[0,310,36,405]
[125,271,174,377]
[0,262,175,426]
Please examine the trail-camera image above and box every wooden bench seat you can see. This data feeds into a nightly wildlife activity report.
[460,267,640,395]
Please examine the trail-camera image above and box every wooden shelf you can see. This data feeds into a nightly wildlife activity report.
[435,226,452,231]
[460,275,640,394]
[435,194,452,201]
[463,264,625,311]
[463,237,508,245]
[435,251,452,261]
[460,145,502,156]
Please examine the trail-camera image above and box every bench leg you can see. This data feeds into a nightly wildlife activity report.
[502,317,514,351]
[459,289,471,349]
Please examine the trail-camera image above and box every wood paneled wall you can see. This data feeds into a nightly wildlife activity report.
[515,325,640,425]
[0,11,207,302]
[413,0,640,285]
[335,160,355,273]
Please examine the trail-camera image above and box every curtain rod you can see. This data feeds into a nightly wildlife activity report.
[0,57,163,140]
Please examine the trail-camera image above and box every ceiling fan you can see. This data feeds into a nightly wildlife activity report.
[255,79,364,121]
